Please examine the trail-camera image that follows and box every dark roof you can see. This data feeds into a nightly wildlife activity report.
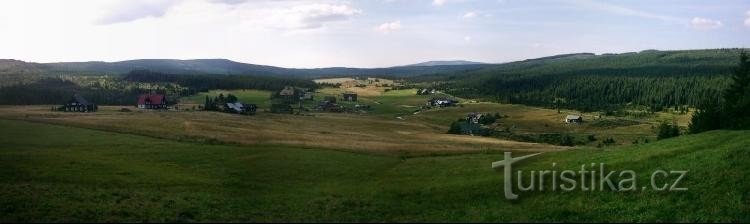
[138,94,166,105]
[71,94,92,105]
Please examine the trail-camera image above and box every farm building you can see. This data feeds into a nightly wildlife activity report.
[225,102,257,115]
[137,93,168,109]
[60,94,97,112]
[343,92,358,101]
[427,98,457,107]
[565,115,583,123]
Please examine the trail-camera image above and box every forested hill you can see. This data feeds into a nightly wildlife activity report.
[2,59,492,78]
[433,49,746,112]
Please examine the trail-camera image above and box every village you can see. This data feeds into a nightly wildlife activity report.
[51,75,614,148]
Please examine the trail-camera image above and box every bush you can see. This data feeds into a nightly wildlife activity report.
[657,121,680,140]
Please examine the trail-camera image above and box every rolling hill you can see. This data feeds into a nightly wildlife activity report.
[405,60,485,67]
[0,59,493,78]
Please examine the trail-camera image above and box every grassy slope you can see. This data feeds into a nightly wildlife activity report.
[0,119,748,222]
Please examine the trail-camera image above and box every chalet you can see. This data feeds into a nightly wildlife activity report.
[565,115,583,123]
[137,93,168,109]
[61,94,97,112]
[427,98,457,107]
[342,92,357,102]
[467,112,483,124]
[225,102,257,115]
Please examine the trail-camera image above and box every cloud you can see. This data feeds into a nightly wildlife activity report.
[690,17,723,30]
[463,11,477,18]
[464,36,471,41]
[432,0,446,6]
[562,0,683,24]
[97,0,183,25]
[256,3,362,30]
[745,10,750,27]
[377,20,402,33]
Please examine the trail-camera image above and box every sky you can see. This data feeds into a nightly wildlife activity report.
[0,0,749,68]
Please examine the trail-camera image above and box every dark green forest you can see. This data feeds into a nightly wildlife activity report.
[0,70,317,105]
[434,49,743,112]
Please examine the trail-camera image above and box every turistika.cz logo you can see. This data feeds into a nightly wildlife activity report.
[492,152,688,200]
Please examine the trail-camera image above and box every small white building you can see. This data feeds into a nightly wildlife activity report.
[565,115,583,123]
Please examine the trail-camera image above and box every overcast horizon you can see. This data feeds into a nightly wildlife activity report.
[1,0,749,68]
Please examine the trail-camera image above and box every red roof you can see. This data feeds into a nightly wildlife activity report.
[137,94,166,105]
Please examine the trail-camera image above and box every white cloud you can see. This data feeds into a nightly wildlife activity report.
[97,0,183,25]
[463,11,477,18]
[377,20,402,33]
[254,3,362,30]
[432,0,446,6]
[464,36,471,41]
[745,10,750,27]
[690,17,723,30]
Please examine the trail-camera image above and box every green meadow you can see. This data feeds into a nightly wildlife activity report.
[1,119,747,222]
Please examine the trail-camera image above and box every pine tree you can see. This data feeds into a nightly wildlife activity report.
[722,52,750,129]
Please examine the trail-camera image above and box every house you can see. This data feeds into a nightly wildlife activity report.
[279,86,296,97]
[137,93,168,109]
[61,94,97,112]
[343,92,357,101]
[427,98,457,107]
[467,112,483,124]
[565,115,583,123]
[225,102,257,115]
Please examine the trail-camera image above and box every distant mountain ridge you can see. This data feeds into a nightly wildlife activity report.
[20,59,493,78]
[405,60,485,67]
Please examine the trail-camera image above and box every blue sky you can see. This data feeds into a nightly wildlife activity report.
[0,0,748,68]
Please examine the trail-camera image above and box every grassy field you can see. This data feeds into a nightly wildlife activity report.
[179,89,273,109]
[1,119,747,222]
[0,106,563,156]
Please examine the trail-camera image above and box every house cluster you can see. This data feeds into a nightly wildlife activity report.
[416,88,437,95]
[59,93,170,113]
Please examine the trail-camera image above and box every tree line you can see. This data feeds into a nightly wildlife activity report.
[689,53,750,132]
